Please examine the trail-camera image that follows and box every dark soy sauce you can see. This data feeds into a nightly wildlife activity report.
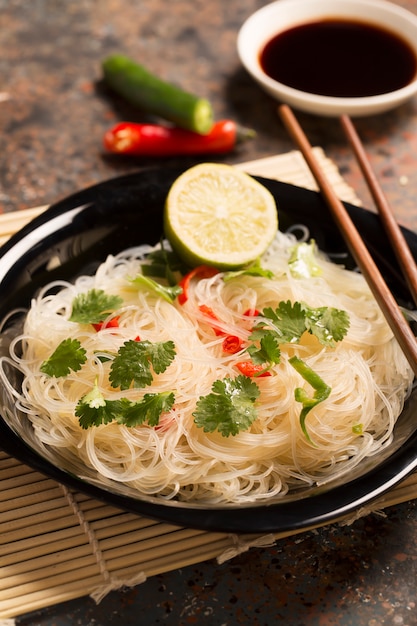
[260,19,417,97]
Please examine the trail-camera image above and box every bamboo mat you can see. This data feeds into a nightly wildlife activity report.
[1,149,417,620]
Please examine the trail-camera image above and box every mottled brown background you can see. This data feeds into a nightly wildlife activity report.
[1,0,417,231]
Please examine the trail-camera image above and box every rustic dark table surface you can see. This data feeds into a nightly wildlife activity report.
[2,1,417,624]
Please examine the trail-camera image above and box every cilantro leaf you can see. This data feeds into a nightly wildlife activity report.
[243,300,349,402]
[141,242,187,284]
[69,289,123,324]
[289,355,331,444]
[109,339,176,390]
[76,384,126,429]
[120,392,175,427]
[193,375,260,437]
[224,259,274,282]
[76,382,175,429]
[40,338,87,377]
[252,301,349,348]
[130,274,183,302]
[247,333,281,366]
[288,241,322,278]
[303,305,350,345]
[257,301,307,344]
[146,340,177,374]
[77,399,126,429]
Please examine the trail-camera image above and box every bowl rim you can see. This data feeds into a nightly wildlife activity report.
[1,168,417,532]
[237,0,417,116]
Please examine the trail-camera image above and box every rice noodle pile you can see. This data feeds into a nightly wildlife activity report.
[1,230,413,504]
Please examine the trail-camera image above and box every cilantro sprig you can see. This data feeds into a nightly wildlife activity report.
[193,375,260,437]
[238,300,349,442]
[120,391,175,427]
[40,338,87,377]
[246,333,281,367]
[69,289,123,324]
[40,333,177,429]
[303,305,350,345]
[248,300,350,369]
[223,258,274,282]
[109,339,176,390]
[255,301,349,347]
[76,381,175,429]
[140,242,187,284]
[75,338,176,426]
[130,274,183,302]
[75,383,122,427]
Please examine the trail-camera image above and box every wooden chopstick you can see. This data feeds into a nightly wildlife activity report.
[278,103,417,377]
[340,114,417,308]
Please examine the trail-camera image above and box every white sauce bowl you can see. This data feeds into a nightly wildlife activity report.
[237,0,417,117]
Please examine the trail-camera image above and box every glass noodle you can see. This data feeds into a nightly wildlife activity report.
[1,230,413,504]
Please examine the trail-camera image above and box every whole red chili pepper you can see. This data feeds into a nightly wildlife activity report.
[103,120,255,156]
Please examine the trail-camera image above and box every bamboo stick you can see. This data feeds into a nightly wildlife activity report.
[0,567,103,605]
[0,526,88,559]
[0,515,82,545]
[0,546,100,583]
[0,472,50,490]
[0,497,73,525]
[0,486,63,508]
[0,576,105,618]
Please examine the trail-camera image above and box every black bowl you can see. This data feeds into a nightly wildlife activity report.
[0,167,416,533]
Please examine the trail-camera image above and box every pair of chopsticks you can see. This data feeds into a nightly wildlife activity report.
[278,104,417,377]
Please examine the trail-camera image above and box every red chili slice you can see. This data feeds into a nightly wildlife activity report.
[198,305,224,336]
[235,361,271,377]
[222,335,244,354]
[178,265,219,305]
[92,316,120,332]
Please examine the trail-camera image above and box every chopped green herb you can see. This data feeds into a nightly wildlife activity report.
[247,333,281,366]
[256,301,308,344]
[288,240,322,279]
[76,383,124,428]
[130,274,183,302]
[193,375,260,437]
[251,300,349,348]
[69,289,123,324]
[224,259,274,282]
[109,339,176,390]
[75,380,175,429]
[352,423,364,435]
[119,391,175,427]
[304,305,350,345]
[40,338,87,377]
[141,242,187,284]
[289,355,331,444]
